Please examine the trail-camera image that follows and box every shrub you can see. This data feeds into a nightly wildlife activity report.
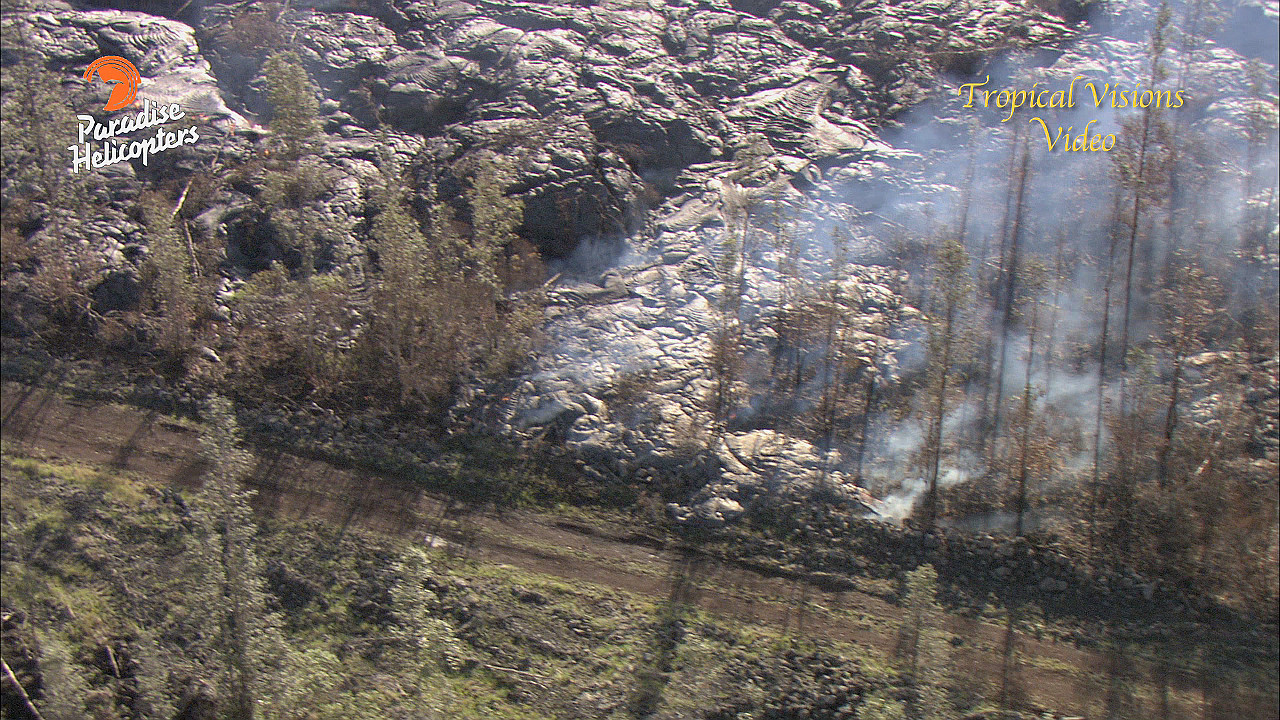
[262,51,320,159]
[226,265,356,402]
[140,192,200,360]
[215,4,287,57]
[352,150,544,411]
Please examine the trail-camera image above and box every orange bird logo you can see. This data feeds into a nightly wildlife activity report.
[84,56,140,111]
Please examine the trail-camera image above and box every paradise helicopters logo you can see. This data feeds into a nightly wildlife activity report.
[69,56,200,173]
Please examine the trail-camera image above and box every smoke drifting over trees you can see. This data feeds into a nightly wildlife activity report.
[668,0,1278,614]
[0,0,1276,717]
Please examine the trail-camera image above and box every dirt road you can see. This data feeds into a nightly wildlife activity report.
[1,381,1265,719]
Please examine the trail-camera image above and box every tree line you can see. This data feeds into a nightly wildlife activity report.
[1,45,544,419]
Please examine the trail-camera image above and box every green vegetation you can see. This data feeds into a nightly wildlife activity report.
[2,29,542,424]
[892,565,955,719]
[212,4,287,59]
[342,146,543,410]
[0,2,1274,717]
[262,51,320,159]
[140,192,201,361]
[0,52,90,211]
[0,48,103,347]
[2,389,1275,718]
[1,449,927,720]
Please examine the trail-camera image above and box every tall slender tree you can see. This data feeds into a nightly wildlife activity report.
[709,182,751,427]
[894,564,955,719]
[988,144,1032,452]
[1012,259,1049,537]
[921,236,972,528]
[1090,190,1127,555]
[1114,1,1173,408]
[187,395,285,720]
[978,128,1026,451]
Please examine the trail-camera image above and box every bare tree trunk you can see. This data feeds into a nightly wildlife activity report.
[1118,106,1150,410]
[1091,192,1126,556]
[979,130,1023,451]
[819,288,842,448]
[1156,350,1183,489]
[991,146,1031,452]
[854,371,876,483]
[925,300,955,529]
[1043,232,1067,400]
[998,610,1020,712]
[1,658,46,720]
[1118,7,1170,409]
[1015,292,1040,538]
